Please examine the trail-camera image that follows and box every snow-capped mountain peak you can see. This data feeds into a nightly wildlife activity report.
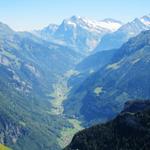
[117,18,148,34]
[63,16,122,32]
[94,14,150,52]
[32,16,123,54]
[46,24,58,31]
[97,19,122,31]
[140,15,150,26]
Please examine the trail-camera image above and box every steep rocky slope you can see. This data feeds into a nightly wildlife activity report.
[0,22,82,150]
[65,100,150,150]
[64,30,150,125]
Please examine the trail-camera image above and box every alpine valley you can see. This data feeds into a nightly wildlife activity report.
[0,14,150,150]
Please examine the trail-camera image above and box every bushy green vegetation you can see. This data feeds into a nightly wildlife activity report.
[94,87,103,96]
[65,100,150,150]
[58,119,83,148]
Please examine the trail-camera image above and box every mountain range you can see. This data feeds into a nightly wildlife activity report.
[95,14,150,52]
[0,21,82,150]
[33,16,122,54]
[0,14,150,150]
[64,30,150,125]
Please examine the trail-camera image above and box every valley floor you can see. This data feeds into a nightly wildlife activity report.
[49,70,83,148]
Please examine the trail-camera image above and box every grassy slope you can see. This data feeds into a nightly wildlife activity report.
[0,144,11,150]
[58,119,83,148]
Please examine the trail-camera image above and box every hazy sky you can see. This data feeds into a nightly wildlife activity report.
[0,0,150,31]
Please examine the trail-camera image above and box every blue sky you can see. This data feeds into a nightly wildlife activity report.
[0,0,150,31]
